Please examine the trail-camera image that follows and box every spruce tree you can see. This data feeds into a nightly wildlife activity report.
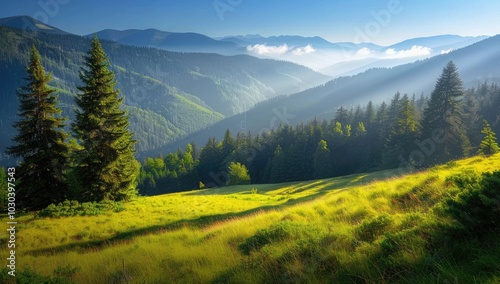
[72,37,139,202]
[198,137,224,185]
[478,119,499,156]
[7,46,69,210]
[269,145,286,183]
[421,61,470,165]
[384,96,420,168]
[313,140,333,179]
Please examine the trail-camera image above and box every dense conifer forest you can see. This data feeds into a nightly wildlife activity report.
[138,62,500,195]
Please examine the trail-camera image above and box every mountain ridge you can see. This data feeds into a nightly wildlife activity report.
[0,16,490,73]
[0,15,70,35]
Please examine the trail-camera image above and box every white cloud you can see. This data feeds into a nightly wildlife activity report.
[292,44,316,55]
[356,47,372,56]
[440,48,453,54]
[247,44,317,57]
[384,45,432,58]
[246,44,290,56]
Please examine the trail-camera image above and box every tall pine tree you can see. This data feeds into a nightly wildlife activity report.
[313,140,333,179]
[72,37,139,202]
[7,46,69,210]
[421,61,470,165]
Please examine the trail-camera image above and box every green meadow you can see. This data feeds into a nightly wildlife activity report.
[2,154,499,283]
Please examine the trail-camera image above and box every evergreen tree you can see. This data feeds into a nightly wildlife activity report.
[313,140,333,179]
[7,46,69,210]
[421,61,470,165]
[220,129,236,171]
[334,106,349,126]
[72,37,139,202]
[269,145,286,183]
[364,101,376,128]
[198,137,224,185]
[384,96,420,168]
[478,119,499,156]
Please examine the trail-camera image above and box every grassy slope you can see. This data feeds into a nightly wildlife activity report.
[2,154,499,283]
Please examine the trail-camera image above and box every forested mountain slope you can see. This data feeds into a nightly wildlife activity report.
[167,35,500,154]
[0,26,328,161]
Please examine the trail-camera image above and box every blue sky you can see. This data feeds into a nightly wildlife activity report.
[2,0,499,45]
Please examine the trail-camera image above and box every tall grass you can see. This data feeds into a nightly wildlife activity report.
[1,154,499,283]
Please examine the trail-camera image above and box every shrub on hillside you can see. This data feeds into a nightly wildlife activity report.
[442,171,500,234]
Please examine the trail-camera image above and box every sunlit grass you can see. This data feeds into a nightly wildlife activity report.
[1,153,499,283]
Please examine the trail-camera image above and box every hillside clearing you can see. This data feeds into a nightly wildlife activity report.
[1,154,499,283]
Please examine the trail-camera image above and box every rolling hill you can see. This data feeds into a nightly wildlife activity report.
[1,153,498,283]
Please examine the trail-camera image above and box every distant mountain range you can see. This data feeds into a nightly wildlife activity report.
[0,16,497,163]
[91,28,487,76]
[0,16,488,75]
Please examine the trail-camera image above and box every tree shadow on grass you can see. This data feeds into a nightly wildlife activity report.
[26,169,403,257]
[25,190,330,257]
[189,169,400,197]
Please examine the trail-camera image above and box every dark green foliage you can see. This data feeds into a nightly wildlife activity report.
[313,140,333,179]
[6,45,69,210]
[0,167,7,211]
[227,162,251,185]
[478,119,499,155]
[197,138,224,186]
[72,37,139,202]
[421,61,470,165]
[269,145,287,183]
[383,94,420,168]
[443,171,500,234]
